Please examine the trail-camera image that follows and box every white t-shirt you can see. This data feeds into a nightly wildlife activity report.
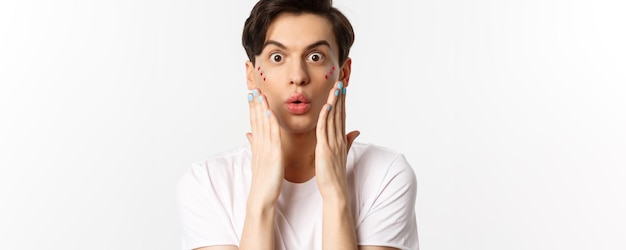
[177,142,419,250]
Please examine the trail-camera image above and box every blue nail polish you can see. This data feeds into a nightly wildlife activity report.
[247,94,253,102]
[253,89,259,96]
[338,82,343,89]
[342,88,347,95]
[266,110,271,117]
[327,105,332,111]
[334,89,339,96]
[258,96,263,102]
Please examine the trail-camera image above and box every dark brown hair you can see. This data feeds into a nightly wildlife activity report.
[242,0,355,65]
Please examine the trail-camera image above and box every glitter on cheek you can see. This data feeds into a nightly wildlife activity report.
[325,65,335,80]
[257,66,266,82]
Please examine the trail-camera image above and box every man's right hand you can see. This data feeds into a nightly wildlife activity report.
[245,88,283,209]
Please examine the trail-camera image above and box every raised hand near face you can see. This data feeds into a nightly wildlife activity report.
[246,89,284,208]
[314,81,360,199]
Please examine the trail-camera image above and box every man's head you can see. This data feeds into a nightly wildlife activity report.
[242,0,355,134]
[242,0,354,66]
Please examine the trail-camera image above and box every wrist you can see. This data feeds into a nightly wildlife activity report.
[320,185,350,205]
[246,196,277,213]
[245,202,276,226]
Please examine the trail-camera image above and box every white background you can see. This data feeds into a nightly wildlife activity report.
[1,0,625,249]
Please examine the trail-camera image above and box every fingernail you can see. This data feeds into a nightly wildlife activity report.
[253,89,259,96]
[334,89,339,96]
[258,96,263,102]
[266,110,271,117]
[342,88,347,95]
[247,94,253,102]
[327,104,332,111]
[337,82,343,89]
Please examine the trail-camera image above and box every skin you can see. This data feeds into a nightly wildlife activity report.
[195,13,398,250]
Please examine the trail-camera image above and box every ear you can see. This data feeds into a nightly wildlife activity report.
[245,60,256,90]
[338,57,352,87]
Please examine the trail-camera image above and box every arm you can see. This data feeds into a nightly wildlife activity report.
[238,200,276,250]
[315,80,360,249]
[182,90,281,250]
[238,89,284,250]
[316,80,417,250]
[322,194,358,250]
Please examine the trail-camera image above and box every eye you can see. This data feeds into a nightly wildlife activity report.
[307,52,324,62]
[269,52,283,63]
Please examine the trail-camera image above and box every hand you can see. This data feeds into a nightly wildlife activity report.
[314,82,360,199]
[246,89,283,208]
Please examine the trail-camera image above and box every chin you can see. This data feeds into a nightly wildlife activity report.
[278,117,317,134]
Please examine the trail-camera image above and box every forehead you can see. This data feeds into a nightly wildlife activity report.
[265,13,337,51]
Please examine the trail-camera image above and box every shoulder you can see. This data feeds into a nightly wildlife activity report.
[194,145,251,170]
[350,142,415,175]
[348,141,417,190]
[350,141,407,164]
[190,145,250,174]
[177,145,251,190]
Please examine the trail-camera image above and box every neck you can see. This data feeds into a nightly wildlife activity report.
[281,129,316,183]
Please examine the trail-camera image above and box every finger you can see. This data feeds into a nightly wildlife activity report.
[247,92,255,117]
[327,86,340,145]
[256,92,269,143]
[346,130,360,152]
[251,89,266,146]
[316,101,332,144]
[341,82,347,136]
[248,91,260,140]
[334,82,345,144]
[266,109,281,146]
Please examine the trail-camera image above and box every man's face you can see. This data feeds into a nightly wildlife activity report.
[246,12,351,134]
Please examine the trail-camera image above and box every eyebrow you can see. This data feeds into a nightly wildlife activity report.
[262,40,332,51]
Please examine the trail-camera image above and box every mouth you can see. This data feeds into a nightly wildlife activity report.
[285,93,311,115]
[285,93,311,104]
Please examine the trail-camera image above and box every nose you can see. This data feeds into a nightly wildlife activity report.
[288,60,309,86]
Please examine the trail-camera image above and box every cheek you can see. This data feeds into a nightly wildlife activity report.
[323,65,336,80]
[317,65,338,96]
[256,66,266,82]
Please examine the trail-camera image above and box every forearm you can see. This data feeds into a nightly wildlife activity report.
[239,203,275,250]
[322,191,358,250]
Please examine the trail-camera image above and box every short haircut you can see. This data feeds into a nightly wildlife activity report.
[242,0,355,65]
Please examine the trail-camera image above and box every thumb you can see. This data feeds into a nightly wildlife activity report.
[346,130,360,151]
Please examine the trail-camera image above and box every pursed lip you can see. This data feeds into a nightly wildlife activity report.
[285,93,311,104]
[285,93,311,115]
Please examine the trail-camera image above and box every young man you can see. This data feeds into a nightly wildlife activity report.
[177,0,419,249]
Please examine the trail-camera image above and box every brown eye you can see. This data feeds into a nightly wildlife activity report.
[270,52,283,63]
[307,52,324,62]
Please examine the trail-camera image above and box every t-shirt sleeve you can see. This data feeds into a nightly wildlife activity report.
[176,163,239,249]
[356,154,419,250]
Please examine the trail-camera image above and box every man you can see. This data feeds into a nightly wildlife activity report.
[178,1,418,249]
